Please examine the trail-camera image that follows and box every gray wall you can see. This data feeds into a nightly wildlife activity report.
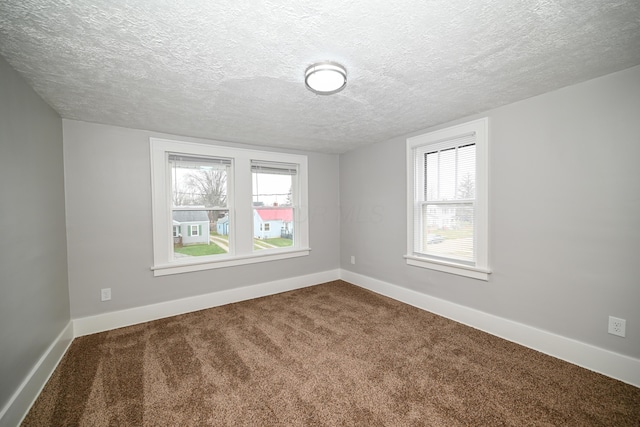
[340,65,640,359]
[0,57,70,410]
[63,120,341,318]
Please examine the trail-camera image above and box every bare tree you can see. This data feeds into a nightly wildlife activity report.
[184,169,227,222]
[285,186,292,206]
[456,172,475,223]
[457,172,475,200]
[172,183,192,207]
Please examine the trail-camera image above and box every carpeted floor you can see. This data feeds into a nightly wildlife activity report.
[23,280,640,426]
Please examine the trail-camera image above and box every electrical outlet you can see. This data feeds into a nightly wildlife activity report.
[101,288,111,302]
[608,316,626,337]
[350,255,356,265]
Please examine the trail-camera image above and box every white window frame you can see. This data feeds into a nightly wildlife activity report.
[150,138,309,277]
[405,118,490,280]
[189,224,199,237]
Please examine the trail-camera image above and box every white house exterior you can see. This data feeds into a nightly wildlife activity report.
[253,207,293,239]
[172,210,210,245]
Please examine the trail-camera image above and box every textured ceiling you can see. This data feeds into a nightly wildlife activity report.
[1,1,639,154]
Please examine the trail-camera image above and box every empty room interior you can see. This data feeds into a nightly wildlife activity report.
[1,1,639,425]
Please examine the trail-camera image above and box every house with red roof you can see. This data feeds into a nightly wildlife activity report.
[254,207,293,239]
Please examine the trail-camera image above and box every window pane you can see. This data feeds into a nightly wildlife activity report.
[421,143,476,263]
[172,209,229,258]
[438,148,456,201]
[169,155,229,209]
[425,144,476,202]
[456,144,476,200]
[252,166,294,207]
[252,162,295,250]
[421,203,474,262]
[425,152,438,201]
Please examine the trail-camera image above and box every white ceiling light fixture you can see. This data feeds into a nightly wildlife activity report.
[305,62,347,95]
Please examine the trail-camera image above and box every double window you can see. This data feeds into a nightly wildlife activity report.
[406,118,490,280]
[150,138,309,276]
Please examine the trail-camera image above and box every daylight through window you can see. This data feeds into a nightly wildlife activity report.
[170,154,230,259]
[252,161,296,251]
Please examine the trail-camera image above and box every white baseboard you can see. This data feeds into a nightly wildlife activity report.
[0,321,74,427]
[341,270,640,388]
[74,269,341,337]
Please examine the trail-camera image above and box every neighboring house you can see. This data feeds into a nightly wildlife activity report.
[172,210,210,245]
[425,205,456,229]
[253,207,293,239]
[216,215,229,236]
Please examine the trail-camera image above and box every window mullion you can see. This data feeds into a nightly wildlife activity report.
[232,155,252,255]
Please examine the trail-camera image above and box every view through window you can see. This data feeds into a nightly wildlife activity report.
[151,138,310,276]
[170,154,230,259]
[422,141,476,263]
[252,161,296,251]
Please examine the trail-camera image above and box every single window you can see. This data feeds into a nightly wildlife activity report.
[252,160,296,250]
[406,118,490,280]
[169,154,227,259]
[150,138,309,276]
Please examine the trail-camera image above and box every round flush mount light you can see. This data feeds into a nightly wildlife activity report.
[305,62,347,95]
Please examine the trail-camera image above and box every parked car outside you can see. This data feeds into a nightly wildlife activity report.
[427,233,444,244]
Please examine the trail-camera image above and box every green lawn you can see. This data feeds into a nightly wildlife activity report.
[174,242,227,256]
[203,232,293,251]
[253,237,293,250]
[263,238,293,247]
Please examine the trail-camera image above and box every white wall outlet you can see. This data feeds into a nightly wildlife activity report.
[350,255,356,265]
[101,288,111,302]
[608,316,626,337]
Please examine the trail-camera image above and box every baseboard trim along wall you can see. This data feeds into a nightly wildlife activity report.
[73,269,341,337]
[0,321,74,427]
[340,269,640,388]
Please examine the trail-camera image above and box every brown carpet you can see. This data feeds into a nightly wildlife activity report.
[23,280,640,426]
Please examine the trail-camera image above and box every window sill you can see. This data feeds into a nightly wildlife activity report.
[404,255,491,281]
[152,248,311,277]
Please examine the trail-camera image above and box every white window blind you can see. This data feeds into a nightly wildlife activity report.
[251,161,298,175]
